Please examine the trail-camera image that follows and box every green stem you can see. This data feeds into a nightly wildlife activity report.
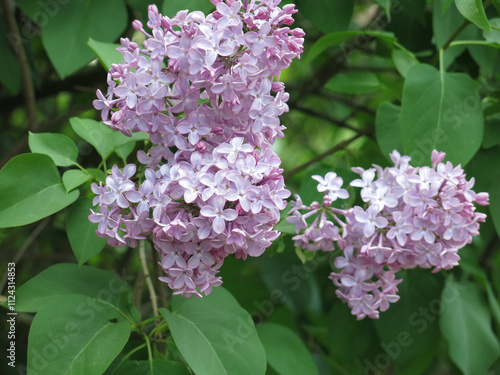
[111,343,147,374]
[449,40,498,47]
[393,41,419,64]
[140,315,163,327]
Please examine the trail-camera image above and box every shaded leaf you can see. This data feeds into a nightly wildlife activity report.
[109,360,191,375]
[373,269,443,367]
[67,196,107,265]
[325,72,380,94]
[27,294,130,375]
[375,102,403,160]
[40,0,127,78]
[70,117,148,160]
[15,263,140,323]
[160,287,266,375]
[455,0,491,31]
[162,0,214,16]
[400,64,483,166]
[392,49,418,78]
[440,278,500,375]
[62,169,91,192]
[0,154,79,228]
[257,322,318,375]
[295,0,353,34]
[306,30,396,63]
[88,38,123,72]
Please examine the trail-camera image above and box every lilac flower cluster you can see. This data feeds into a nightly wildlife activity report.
[287,150,489,319]
[90,0,304,297]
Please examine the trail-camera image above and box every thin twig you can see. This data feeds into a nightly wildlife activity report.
[1,104,92,168]
[0,218,50,294]
[153,248,168,309]
[139,240,159,317]
[430,19,469,66]
[283,128,374,180]
[1,0,38,130]
[294,104,361,132]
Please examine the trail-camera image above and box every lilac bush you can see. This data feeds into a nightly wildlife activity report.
[287,150,489,319]
[90,0,304,297]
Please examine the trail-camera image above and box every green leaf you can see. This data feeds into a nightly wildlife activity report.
[162,0,215,15]
[400,64,483,166]
[115,141,137,163]
[70,117,148,160]
[454,0,491,31]
[376,0,392,21]
[259,251,322,316]
[15,263,139,323]
[67,196,107,265]
[111,360,191,375]
[482,119,500,149]
[483,18,500,44]
[373,269,443,367]
[440,278,500,375]
[433,1,476,67]
[328,302,378,364]
[70,117,117,159]
[295,0,353,34]
[88,38,123,72]
[160,287,266,375]
[306,30,396,63]
[256,322,317,375]
[375,102,403,159]
[325,72,380,94]
[40,0,127,78]
[392,50,418,78]
[442,0,455,13]
[0,154,79,228]
[62,169,91,192]
[27,294,130,375]
[28,132,79,167]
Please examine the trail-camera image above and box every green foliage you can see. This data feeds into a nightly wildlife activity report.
[256,322,318,375]
[325,71,381,94]
[160,287,267,375]
[3,0,500,374]
[0,154,79,228]
[67,197,108,265]
[295,0,353,34]
[70,117,148,159]
[440,278,500,375]
[455,0,491,31]
[28,132,79,167]
[27,294,131,375]
[400,64,483,166]
[162,0,215,15]
[16,263,139,323]
[375,101,403,159]
[88,38,123,71]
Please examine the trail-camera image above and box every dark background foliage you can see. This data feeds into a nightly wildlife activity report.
[1,0,500,374]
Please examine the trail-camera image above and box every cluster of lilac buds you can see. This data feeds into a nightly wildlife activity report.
[287,150,489,319]
[90,0,304,297]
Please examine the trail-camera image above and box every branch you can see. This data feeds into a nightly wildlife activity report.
[0,218,50,294]
[293,104,361,132]
[0,104,93,168]
[283,127,374,180]
[430,19,469,66]
[1,0,38,130]
[139,240,159,317]
[153,248,168,309]
[0,68,105,113]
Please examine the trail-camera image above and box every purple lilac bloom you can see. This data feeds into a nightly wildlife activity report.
[288,150,488,319]
[91,0,304,297]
